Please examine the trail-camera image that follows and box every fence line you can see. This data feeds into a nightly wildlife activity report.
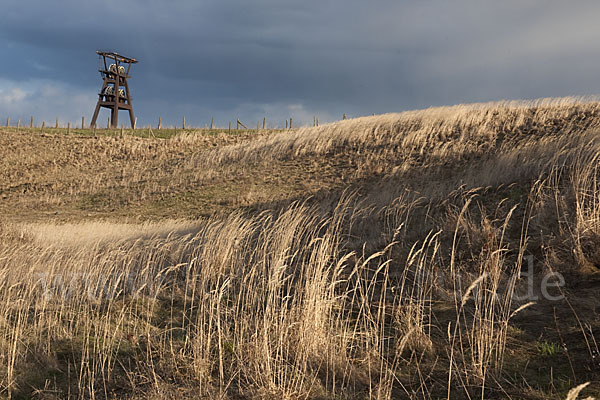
[2,114,327,132]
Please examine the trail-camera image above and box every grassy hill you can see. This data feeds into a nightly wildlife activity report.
[1,97,600,399]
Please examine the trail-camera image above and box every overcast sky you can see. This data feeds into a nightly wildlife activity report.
[1,0,599,128]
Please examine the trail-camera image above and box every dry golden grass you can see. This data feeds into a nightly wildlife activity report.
[3,96,600,221]
[1,97,600,398]
[207,97,600,165]
[0,196,531,399]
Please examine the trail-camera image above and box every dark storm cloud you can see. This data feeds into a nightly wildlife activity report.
[1,0,600,127]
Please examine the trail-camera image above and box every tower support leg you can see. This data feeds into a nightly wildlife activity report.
[128,108,135,129]
[91,78,109,128]
[111,106,118,129]
[90,102,102,128]
[123,78,135,129]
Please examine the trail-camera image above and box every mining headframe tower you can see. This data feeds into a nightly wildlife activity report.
[90,51,137,129]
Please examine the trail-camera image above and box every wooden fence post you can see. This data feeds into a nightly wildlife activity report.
[81,116,85,129]
[343,113,346,120]
[182,116,186,130]
[229,121,231,132]
[158,117,162,130]
[289,118,292,129]
[107,117,110,129]
[210,117,214,130]
[30,116,34,128]
[263,117,266,130]
[55,117,59,129]
[285,120,288,129]
[41,121,45,133]
[120,124,124,138]
[17,119,21,129]
[5,117,9,127]
[236,119,248,130]
[67,122,71,135]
